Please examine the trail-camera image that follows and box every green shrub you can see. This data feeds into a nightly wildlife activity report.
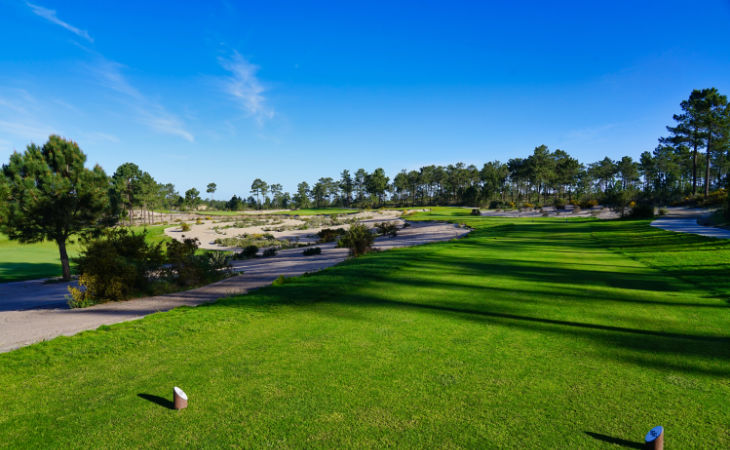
[67,228,165,307]
[303,247,322,256]
[579,198,599,209]
[628,201,655,219]
[234,245,258,259]
[164,237,223,287]
[470,208,481,216]
[375,222,398,237]
[337,224,375,256]
[317,228,346,243]
[206,251,233,270]
[272,275,287,286]
[553,198,566,210]
[263,248,277,257]
[180,222,191,232]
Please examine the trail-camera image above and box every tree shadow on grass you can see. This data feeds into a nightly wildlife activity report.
[197,218,730,376]
[0,262,63,283]
[584,431,643,448]
[138,393,174,409]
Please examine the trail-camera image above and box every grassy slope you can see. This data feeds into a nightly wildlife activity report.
[0,212,728,447]
[0,226,170,283]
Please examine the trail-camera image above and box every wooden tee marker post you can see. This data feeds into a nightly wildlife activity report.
[644,426,663,450]
[173,386,188,410]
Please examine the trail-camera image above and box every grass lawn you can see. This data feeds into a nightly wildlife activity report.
[0,234,81,283]
[0,226,170,283]
[0,214,728,447]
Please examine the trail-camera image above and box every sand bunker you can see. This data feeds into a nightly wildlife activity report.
[164,210,405,250]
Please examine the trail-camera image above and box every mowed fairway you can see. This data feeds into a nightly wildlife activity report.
[0,226,170,283]
[0,234,79,282]
[0,213,728,447]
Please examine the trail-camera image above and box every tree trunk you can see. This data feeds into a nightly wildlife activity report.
[705,135,712,197]
[57,238,71,281]
[692,141,697,196]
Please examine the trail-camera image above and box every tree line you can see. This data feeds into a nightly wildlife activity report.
[1,88,728,280]
[219,88,728,210]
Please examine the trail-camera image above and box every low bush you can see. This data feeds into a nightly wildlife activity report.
[303,247,322,256]
[375,222,398,238]
[337,224,375,256]
[673,189,728,207]
[628,201,655,219]
[579,198,599,209]
[180,222,191,232]
[553,198,566,210]
[234,245,258,259]
[263,248,277,257]
[470,208,481,216]
[67,228,165,307]
[317,228,346,243]
[206,251,233,270]
[489,200,506,209]
[165,237,227,287]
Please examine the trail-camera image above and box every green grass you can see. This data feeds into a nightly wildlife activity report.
[1,215,728,447]
[0,225,171,283]
[0,234,81,282]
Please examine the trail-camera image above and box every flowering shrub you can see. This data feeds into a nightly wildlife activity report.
[579,199,599,209]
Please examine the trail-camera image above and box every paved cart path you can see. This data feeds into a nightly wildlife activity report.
[650,207,730,239]
[0,222,468,353]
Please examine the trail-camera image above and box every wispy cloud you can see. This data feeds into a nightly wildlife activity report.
[26,2,93,43]
[80,131,120,144]
[0,119,55,141]
[92,59,194,142]
[219,51,274,126]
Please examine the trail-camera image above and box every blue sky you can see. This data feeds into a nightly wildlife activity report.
[1,1,729,198]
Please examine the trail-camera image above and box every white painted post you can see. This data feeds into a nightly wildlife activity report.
[173,386,188,410]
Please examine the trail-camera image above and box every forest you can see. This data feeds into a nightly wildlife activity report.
[90,88,729,217]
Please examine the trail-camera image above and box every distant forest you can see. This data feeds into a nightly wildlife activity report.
[4,88,729,221]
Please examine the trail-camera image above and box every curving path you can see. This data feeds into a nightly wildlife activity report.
[650,207,730,239]
[650,217,730,239]
[0,222,468,353]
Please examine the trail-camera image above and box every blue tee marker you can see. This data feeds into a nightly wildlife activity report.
[644,426,664,449]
